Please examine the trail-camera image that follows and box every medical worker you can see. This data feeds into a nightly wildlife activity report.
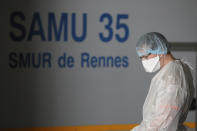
[131,32,195,131]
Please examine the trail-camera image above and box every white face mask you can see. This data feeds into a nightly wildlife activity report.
[142,56,160,72]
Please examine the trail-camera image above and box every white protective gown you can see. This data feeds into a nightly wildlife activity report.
[131,59,195,131]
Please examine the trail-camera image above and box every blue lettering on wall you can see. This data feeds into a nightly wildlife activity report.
[9,11,87,42]
[71,13,87,42]
[58,53,74,68]
[81,52,129,68]
[48,13,68,41]
[99,13,129,43]
[10,11,26,41]
[27,12,46,41]
[9,52,52,68]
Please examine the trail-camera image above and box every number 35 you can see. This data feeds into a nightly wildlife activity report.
[99,13,129,43]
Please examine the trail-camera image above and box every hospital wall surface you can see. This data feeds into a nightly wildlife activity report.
[1,0,197,129]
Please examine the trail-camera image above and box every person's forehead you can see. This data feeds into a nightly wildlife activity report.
[149,54,157,57]
[140,53,157,59]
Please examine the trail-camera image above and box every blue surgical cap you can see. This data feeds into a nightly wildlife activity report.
[136,32,170,57]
